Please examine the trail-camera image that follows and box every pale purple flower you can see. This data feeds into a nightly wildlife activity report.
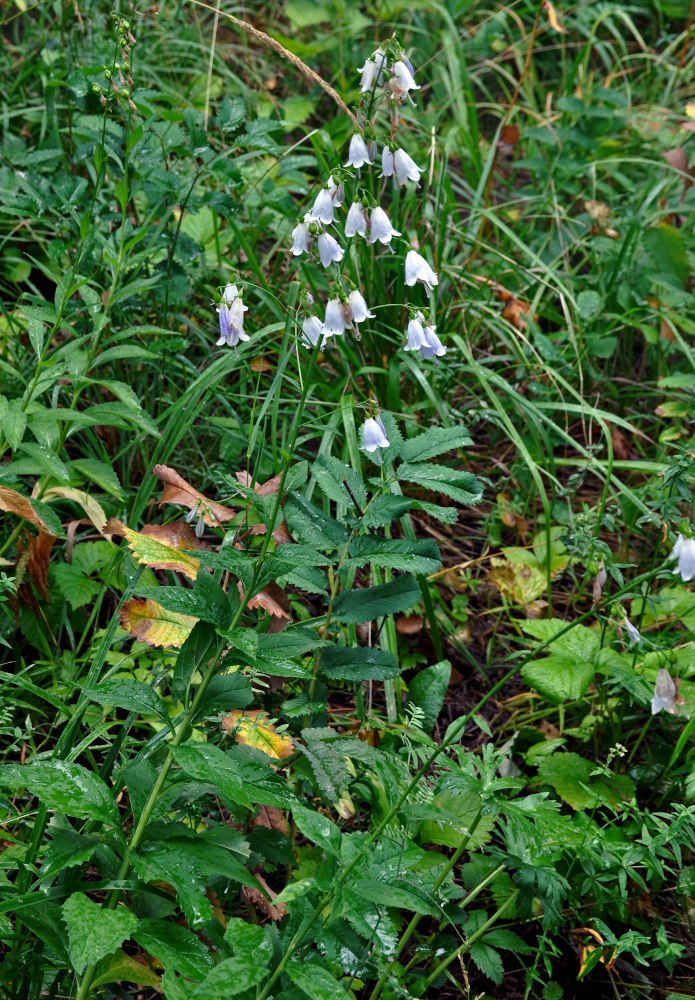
[217,289,249,348]
[403,315,427,352]
[345,134,373,170]
[392,60,419,94]
[624,619,642,645]
[651,668,682,715]
[291,214,315,256]
[405,250,438,294]
[323,298,347,338]
[301,315,325,348]
[362,415,390,463]
[368,206,401,247]
[672,534,695,581]
[419,324,446,362]
[345,202,368,238]
[317,232,344,268]
[394,148,422,186]
[313,188,335,225]
[347,289,374,327]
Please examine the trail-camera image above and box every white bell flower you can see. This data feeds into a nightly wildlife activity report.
[347,289,374,327]
[345,133,373,170]
[216,290,249,348]
[362,415,390,463]
[345,202,368,238]
[313,188,335,225]
[358,49,388,93]
[368,206,401,246]
[623,619,642,645]
[403,314,427,352]
[394,148,422,186]
[323,298,348,338]
[290,213,316,256]
[317,232,344,268]
[222,283,239,304]
[651,668,682,715]
[392,60,419,93]
[380,147,395,179]
[673,534,695,581]
[405,250,438,294]
[419,324,446,361]
[301,315,326,348]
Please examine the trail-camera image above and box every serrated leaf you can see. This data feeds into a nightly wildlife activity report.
[18,442,71,482]
[352,878,440,915]
[361,495,412,527]
[109,520,200,579]
[287,959,352,1000]
[312,453,367,507]
[346,536,441,574]
[321,646,400,681]
[172,742,254,809]
[62,892,138,975]
[470,941,504,984]
[52,563,102,610]
[222,710,294,759]
[41,828,100,879]
[333,575,420,623]
[133,918,214,981]
[406,660,451,731]
[419,789,495,849]
[118,597,198,647]
[189,955,268,998]
[131,844,213,928]
[292,804,342,857]
[400,424,473,462]
[68,458,123,498]
[223,917,273,963]
[521,656,594,704]
[0,761,120,827]
[398,463,483,505]
[85,678,171,725]
[284,493,348,549]
[3,401,27,450]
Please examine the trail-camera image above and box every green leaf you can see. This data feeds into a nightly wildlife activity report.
[352,878,440,915]
[346,536,441,575]
[321,646,400,681]
[400,424,473,462]
[287,960,353,1000]
[406,660,451,731]
[173,621,217,705]
[217,96,246,131]
[419,789,495,849]
[18,442,70,482]
[133,919,214,981]
[172,743,254,809]
[521,656,595,704]
[131,844,213,928]
[538,752,635,810]
[292,804,342,857]
[91,949,161,989]
[333,575,420,623]
[84,678,171,726]
[53,563,102,610]
[62,892,138,976]
[361,495,412,528]
[470,941,504,984]
[136,580,228,627]
[223,917,272,963]
[313,453,367,507]
[193,567,232,628]
[285,493,348,549]
[69,458,123,498]
[0,761,120,828]
[397,463,483,505]
[192,672,253,717]
[188,955,268,998]
[3,401,27,450]
[225,747,298,807]
[41,828,100,879]
[19,902,70,960]
[519,619,600,661]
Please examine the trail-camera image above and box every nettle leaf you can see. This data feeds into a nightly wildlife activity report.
[521,656,595,704]
[41,828,100,879]
[406,660,451,731]
[312,453,367,507]
[285,493,348,549]
[133,918,214,981]
[346,536,441,575]
[470,941,504,984]
[361,494,412,528]
[333,575,420,623]
[172,742,254,809]
[119,597,198,648]
[131,844,213,928]
[85,678,171,726]
[62,892,138,976]
[0,761,120,828]
[53,563,102,610]
[223,917,273,963]
[321,646,400,681]
[188,955,268,998]
[400,424,473,462]
[287,959,353,1000]
[397,463,483,505]
[292,804,342,857]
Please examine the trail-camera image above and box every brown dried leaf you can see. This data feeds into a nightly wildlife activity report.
[0,485,53,532]
[253,805,289,834]
[610,425,635,461]
[42,486,108,534]
[497,124,520,158]
[248,581,291,621]
[396,613,424,635]
[141,521,208,551]
[242,876,287,922]
[235,470,283,497]
[272,521,293,545]
[543,0,567,33]
[154,464,236,525]
[18,532,56,602]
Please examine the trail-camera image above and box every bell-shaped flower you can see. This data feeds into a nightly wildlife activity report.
[624,619,642,645]
[419,324,446,361]
[651,668,684,715]
[380,146,395,179]
[394,148,422,186]
[358,49,388,93]
[362,415,390,463]
[326,175,345,207]
[323,298,348,338]
[392,60,419,93]
[345,133,373,170]
[403,314,427,352]
[672,534,695,581]
[291,213,316,256]
[217,290,249,348]
[345,201,368,238]
[368,206,401,246]
[301,315,326,348]
[313,188,335,225]
[317,232,344,268]
[222,283,239,304]
[347,289,374,328]
[405,249,438,294]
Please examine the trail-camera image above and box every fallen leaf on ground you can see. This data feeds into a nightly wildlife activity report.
[119,597,198,647]
[154,464,236,525]
[246,581,291,621]
[236,470,283,497]
[17,531,56,601]
[241,874,287,921]
[0,485,54,533]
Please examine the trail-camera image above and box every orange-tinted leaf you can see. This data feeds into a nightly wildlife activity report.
[18,531,56,601]
[242,875,287,921]
[105,519,200,580]
[543,0,567,33]
[247,581,291,620]
[236,470,283,497]
[0,485,53,532]
[119,597,198,647]
[154,464,236,526]
[141,522,207,551]
[221,710,294,759]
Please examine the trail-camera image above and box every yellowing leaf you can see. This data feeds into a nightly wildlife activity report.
[119,597,198,647]
[222,710,294,760]
[106,519,200,580]
[685,103,695,120]
[0,485,53,532]
[43,486,108,533]
[543,0,567,33]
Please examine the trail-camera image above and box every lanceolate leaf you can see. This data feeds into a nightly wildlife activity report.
[321,646,400,681]
[400,424,473,462]
[346,536,441,575]
[333,575,420,624]
[287,959,353,1000]
[0,761,120,828]
[84,678,172,726]
[172,742,254,809]
[118,597,198,647]
[397,463,483,505]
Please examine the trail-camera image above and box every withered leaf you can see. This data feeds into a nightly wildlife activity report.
[18,531,56,602]
[154,464,236,526]
[0,485,53,533]
[242,875,287,922]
